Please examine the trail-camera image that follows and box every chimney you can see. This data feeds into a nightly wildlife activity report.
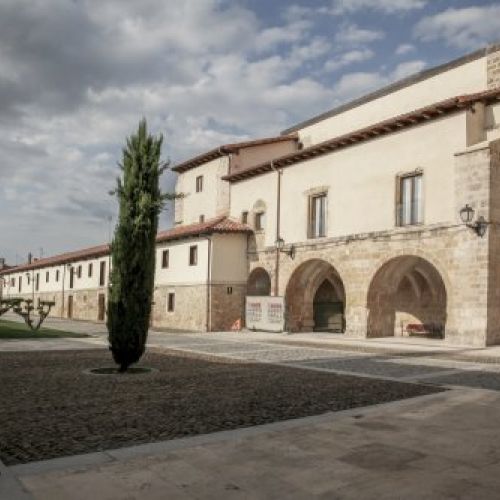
[28,252,32,264]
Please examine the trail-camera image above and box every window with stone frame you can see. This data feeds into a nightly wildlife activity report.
[162,249,169,269]
[195,175,203,193]
[255,211,265,231]
[99,261,106,287]
[308,193,327,238]
[396,172,423,227]
[189,245,198,266]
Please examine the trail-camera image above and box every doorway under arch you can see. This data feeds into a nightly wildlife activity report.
[367,255,447,338]
[285,259,345,333]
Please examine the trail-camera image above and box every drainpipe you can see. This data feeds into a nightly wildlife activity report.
[203,235,212,332]
[271,161,282,296]
[61,264,66,317]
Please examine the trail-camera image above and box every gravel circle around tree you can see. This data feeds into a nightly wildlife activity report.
[0,349,443,465]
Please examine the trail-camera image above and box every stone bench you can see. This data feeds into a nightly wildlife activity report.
[405,323,444,339]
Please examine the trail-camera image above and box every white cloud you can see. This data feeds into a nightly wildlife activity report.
[391,60,426,79]
[395,43,415,55]
[329,0,427,15]
[334,59,427,101]
[324,48,374,72]
[254,20,311,53]
[414,6,500,49]
[335,23,385,45]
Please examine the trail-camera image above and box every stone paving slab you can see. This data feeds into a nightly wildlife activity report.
[13,389,500,500]
[424,370,500,391]
[292,356,465,379]
[229,348,367,363]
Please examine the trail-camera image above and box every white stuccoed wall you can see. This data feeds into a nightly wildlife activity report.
[175,156,230,225]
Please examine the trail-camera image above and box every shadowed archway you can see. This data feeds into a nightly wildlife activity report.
[367,255,447,338]
[285,259,345,332]
[247,267,271,296]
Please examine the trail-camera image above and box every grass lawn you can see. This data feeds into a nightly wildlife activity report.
[0,319,89,339]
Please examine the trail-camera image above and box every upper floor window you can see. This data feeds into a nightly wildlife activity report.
[35,273,40,291]
[55,270,60,282]
[76,265,82,279]
[397,172,423,227]
[88,263,93,278]
[255,212,265,231]
[189,245,198,266]
[46,271,49,283]
[241,211,248,224]
[99,261,106,287]
[199,215,205,223]
[196,175,203,193]
[162,249,169,269]
[308,193,327,238]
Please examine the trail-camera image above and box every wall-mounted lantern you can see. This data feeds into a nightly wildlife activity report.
[459,204,489,238]
[276,237,295,259]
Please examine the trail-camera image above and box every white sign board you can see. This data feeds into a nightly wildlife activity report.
[246,296,285,332]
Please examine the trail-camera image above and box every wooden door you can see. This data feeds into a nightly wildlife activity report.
[98,294,105,321]
[67,296,73,319]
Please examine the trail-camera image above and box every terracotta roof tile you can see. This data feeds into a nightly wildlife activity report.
[223,88,500,183]
[1,217,251,275]
[172,134,298,173]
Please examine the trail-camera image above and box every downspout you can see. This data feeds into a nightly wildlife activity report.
[271,161,282,296]
[204,235,212,332]
[61,264,66,317]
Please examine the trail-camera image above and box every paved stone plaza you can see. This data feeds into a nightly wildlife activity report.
[4,315,500,498]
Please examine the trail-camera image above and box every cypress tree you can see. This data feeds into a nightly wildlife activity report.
[107,119,172,372]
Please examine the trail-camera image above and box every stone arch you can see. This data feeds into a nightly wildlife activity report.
[367,255,447,338]
[247,267,271,296]
[285,259,346,332]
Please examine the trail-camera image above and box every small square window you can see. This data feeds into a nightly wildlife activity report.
[167,292,175,312]
[227,286,233,295]
[196,175,203,193]
[255,212,265,231]
[189,245,198,266]
[162,249,169,269]
[199,215,205,223]
[241,211,248,224]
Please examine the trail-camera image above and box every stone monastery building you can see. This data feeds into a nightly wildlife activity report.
[2,44,500,347]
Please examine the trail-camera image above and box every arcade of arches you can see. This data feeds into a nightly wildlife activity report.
[263,256,448,337]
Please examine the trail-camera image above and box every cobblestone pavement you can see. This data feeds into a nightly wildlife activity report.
[0,349,440,465]
[4,313,500,391]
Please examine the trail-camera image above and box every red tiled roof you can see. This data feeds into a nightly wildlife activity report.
[156,216,252,243]
[1,244,110,275]
[223,88,500,183]
[1,217,252,275]
[172,134,298,173]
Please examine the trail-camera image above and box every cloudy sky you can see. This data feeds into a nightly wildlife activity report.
[1,0,499,264]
